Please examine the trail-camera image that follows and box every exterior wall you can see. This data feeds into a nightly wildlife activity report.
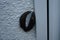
[49,0,60,40]
[34,0,47,40]
[0,0,36,40]
[0,0,60,40]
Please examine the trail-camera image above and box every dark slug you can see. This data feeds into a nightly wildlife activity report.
[19,11,36,32]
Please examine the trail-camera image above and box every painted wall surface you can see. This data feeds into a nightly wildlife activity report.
[0,0,36,40]
[49,0,60,40]
[34,0,47,40]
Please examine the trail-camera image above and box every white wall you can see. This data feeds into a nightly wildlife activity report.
[0,0,36,40]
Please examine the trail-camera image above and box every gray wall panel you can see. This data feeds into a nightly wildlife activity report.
[49,0,60,40]
[34,0,47,40]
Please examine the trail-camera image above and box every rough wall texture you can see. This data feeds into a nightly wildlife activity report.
[0,0,36,40]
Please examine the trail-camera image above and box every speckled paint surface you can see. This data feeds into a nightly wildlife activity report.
[0,0,36,40]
